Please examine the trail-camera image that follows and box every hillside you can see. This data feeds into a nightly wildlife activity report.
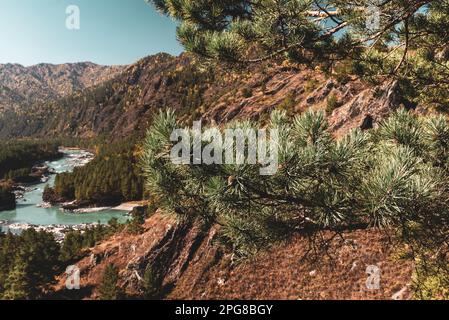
[43,58,421,300]
[50,212,413,300]
[0,62,125,137]
[0,53,409,140]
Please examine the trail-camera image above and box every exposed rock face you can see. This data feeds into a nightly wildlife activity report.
[327,80,404,137]
[0,54,404,139]
[52,212,211,299]
[51,212,413,300]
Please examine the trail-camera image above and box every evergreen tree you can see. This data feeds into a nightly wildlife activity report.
[0,229,60,299]
[141,108,449,297]
[99,264,122,300]
[60,231,84,262]
[142,265,161,300]
[0,185,15,211]
[148,0,448,105]
[2,255,32,300]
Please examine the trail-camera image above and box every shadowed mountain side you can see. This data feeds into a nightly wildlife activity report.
[0,53,409,140]
[50,212,413,300]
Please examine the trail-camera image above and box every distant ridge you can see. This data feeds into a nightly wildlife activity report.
[0,61,125,113]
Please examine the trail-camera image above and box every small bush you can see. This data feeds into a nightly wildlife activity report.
[305,79,320,93]
[99,264,123,300]
[242,87,253,98]
[326,94,342,114]
[143,266,162,300]
[277,92,297,115]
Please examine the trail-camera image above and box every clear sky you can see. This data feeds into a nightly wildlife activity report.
[0,0,183,66]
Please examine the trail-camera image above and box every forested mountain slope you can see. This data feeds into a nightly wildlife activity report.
[0,62,124,107]
[0,62,124,137]
[0,52,410,140]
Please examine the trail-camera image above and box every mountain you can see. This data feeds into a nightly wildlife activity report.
[0,62,125,123]
[0,62,124,103]
[50,211,413,300]
[0,53,408,139]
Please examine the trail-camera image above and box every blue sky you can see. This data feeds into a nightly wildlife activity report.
[0,0,183,66]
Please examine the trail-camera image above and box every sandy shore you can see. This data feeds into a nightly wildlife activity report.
[112,201,147,211]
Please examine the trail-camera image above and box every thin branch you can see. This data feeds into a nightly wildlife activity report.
[392,19,409,75]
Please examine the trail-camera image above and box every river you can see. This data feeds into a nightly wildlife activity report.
[0,149,130,232]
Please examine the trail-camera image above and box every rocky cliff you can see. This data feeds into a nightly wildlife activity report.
[0,53,408,139]
[51,211,413,300]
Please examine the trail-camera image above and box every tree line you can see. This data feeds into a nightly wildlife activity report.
[50,137,145,206]
[0,140,62,180]
[0,206,151,300]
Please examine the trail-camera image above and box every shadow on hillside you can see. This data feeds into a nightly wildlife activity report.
[44,285,95,301]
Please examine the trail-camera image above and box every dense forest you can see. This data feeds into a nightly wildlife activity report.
[0,229,60,299]
[0,184,15,211]
[0,209,148,300]
[49,137,144,206]
[0,140,62,211]
[0,140,62,180]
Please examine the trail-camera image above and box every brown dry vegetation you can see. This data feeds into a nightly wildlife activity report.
[51,212,413,300]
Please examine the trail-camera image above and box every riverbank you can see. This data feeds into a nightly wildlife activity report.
[0,220,102,243]
[67,201,146,214]
[0,149,130,238]
[54,200,146,214]
[112,201,147,211]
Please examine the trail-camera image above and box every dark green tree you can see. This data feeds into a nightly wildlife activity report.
[148,0,448,105]
[60,231,84,262]
[0,229,60,299]
[142,265,161,300]
[99,264,123,300]
[141,108,449,298]
[2,255,31,300]
[0,185,15,211]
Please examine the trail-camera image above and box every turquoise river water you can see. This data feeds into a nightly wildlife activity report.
[0,149,129,227]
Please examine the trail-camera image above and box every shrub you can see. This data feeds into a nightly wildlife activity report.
[277,92,297,116]
[142,265,161,300]
[242,87,253,98]
[326,94,342,115]
[305,79,319,93]
[99,264,123,300]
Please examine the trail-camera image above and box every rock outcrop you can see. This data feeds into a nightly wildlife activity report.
[0,54,405,140]
[51,211,413,300]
